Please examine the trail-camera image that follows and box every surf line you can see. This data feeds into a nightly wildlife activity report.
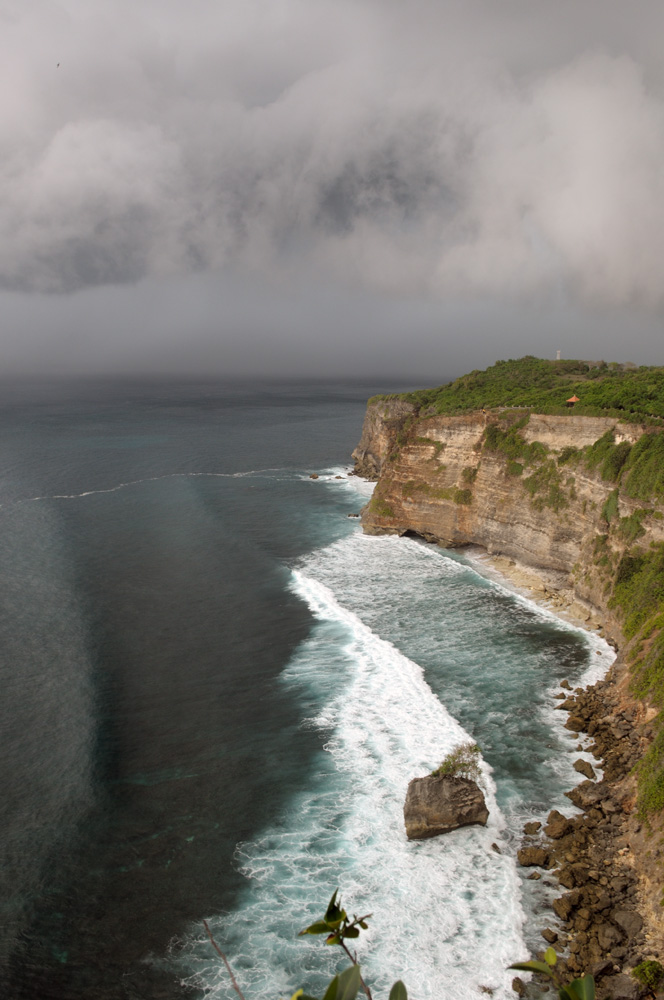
[6,469,291,507]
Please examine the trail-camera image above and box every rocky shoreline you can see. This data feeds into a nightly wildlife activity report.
[472,553,661,998]
[517,670,648,997]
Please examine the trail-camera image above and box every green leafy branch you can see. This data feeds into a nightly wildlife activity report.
[511,945,595,1000]
[203,891,407,1000]
[299,890,406,1000]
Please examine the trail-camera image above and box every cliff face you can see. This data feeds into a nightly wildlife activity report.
[353,403,663,645]
[353,400,664,976]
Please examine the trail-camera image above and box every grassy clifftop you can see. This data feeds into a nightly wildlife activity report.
[372,356,664,422]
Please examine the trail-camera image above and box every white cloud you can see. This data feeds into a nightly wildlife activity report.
[1,0,664,314]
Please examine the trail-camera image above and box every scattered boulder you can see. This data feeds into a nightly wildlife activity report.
[517,846,549,867]
[565,714,586,732]
[553,892,578,921]
[309,473,319,479]
[600,974,640,1000]
[573,759,596,780]
[403,775,489,839]
[541,928,558,944]
[590,960,614,980]
[596,922,624,950]
[511,978,526,997]
[523,821,542,835]
[566,780,606,810]
[611,909,643,938]
[544,809,572,839]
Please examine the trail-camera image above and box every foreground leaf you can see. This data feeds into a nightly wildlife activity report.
[389,980,408,1000]
[510,961,554,977]
[565,975,595,1000]
[300,921,331,937]
[335,965,362,1000]
[322,966,361,1000]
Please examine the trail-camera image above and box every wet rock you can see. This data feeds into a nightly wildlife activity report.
[573,759,596,780]
[566,780,607,810]
[544,810,572,839]
[558,868,577,889]
[565,715,587,732]
[309,473,319,479]
[517,846,549,867]
[512,977,526,997]
[523,821,542,835]
[541,928,558,944]
[553,894,576,921]
[403,775,489,839]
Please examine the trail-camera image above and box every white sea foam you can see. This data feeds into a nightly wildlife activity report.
[11,468,292,506]
[180,555,526,1000]
[301,465,376,501]
[182,528,611,999]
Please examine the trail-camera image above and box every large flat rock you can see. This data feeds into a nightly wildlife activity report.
[404,774,489,839]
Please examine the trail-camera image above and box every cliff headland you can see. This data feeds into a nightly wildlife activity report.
[353,358,664,989]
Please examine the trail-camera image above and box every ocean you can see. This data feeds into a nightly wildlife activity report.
[0,378,614,1000]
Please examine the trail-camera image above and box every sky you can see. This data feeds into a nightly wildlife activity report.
[1,0,664,379]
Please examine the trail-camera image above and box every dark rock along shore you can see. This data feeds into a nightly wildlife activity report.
[516,662,661,999]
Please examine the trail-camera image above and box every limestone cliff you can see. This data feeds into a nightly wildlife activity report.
[353,402,663,645]
[353,399,664,981]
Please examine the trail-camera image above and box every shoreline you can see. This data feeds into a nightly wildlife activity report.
[459,545,659,996]
[464,547,607,638]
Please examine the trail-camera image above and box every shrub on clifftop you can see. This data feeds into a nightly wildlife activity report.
[430,742,481,781]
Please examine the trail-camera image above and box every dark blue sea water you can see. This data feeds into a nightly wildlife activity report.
[0,379,613,1000]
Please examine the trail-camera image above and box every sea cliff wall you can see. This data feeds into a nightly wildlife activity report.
[352,400,664,984]
[353,402,662,644]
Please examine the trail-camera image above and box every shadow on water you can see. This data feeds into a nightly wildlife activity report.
[2,489,327,999]
[0,377,421,999]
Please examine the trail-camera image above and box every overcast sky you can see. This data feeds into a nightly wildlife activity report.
[1,0,663,379]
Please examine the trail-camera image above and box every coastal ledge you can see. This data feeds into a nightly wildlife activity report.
[352,395,664,990]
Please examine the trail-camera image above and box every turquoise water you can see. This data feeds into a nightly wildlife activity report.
[0,380,612,999]
[178,474,612,1000]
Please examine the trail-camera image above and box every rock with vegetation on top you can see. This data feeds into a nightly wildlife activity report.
[403,775,489,839]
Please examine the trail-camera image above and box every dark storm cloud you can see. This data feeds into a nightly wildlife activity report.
[3,0,664,314]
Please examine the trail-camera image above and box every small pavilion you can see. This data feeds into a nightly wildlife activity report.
[566,395,580,408]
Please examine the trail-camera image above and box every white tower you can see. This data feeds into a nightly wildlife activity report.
[556,350,561,361]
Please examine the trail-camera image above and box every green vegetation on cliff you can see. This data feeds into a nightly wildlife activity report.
[375,356,664,422]
[365,361,664,816]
